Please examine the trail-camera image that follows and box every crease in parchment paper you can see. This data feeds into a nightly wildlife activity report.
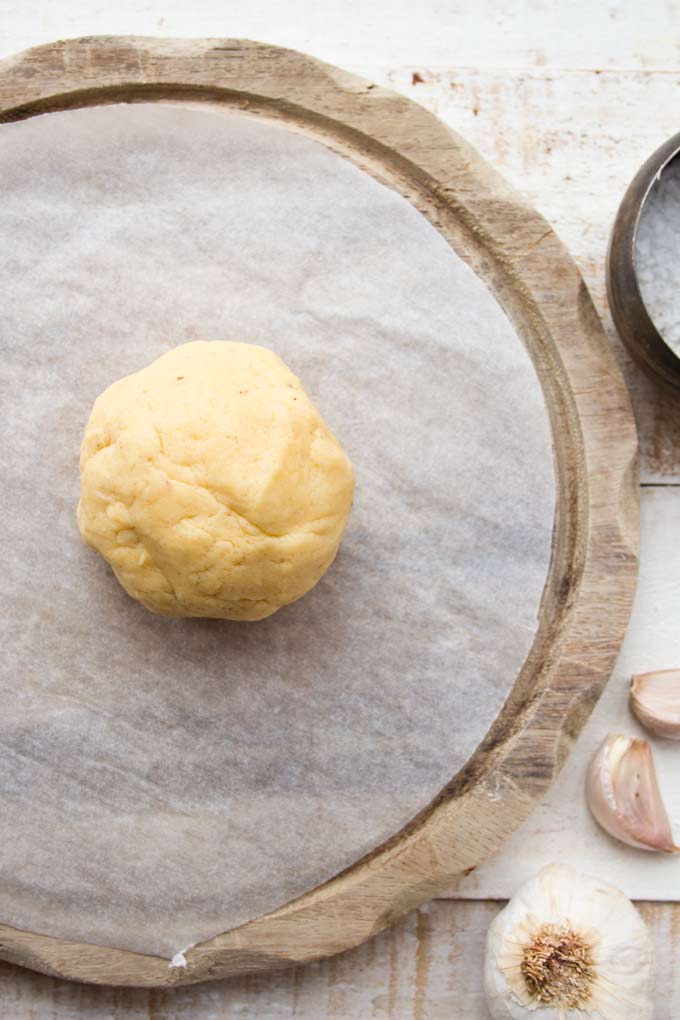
[0,103,555,958]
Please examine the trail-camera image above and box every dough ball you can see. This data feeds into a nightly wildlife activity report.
[78,341,355,621]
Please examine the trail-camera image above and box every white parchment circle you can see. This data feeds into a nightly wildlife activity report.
[0,104,554,957]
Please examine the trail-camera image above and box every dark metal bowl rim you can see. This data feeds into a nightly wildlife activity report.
[607,131,680,390]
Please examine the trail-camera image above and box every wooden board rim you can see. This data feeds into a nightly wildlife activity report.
[0,35,639,987]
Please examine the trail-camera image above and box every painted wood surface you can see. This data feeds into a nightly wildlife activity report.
[0,901,678,1019]
[0,0,678,72]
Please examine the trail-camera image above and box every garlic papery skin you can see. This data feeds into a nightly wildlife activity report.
[631,669,680,738]
[586,733,679,852]
[484,863,654,1020]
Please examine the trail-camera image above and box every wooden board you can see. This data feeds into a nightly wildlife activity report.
[0,35,639,987]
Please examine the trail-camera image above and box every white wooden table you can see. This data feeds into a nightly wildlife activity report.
[1,1,679,1016]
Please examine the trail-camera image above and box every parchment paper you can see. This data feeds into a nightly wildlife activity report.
[0,104,555,958]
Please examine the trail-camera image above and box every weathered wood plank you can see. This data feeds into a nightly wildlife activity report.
[0,902,509,1019]
[2,0,680,72]
[0,900,676,1018]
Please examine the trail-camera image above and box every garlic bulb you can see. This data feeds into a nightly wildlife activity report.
[586,733,678,852]
[484,863,654,1020]
[631,669,680,738]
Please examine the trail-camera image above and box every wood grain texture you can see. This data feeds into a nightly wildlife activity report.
[0,36,639,986]
[0,900,678,1020]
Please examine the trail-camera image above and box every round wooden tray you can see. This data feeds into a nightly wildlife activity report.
[0,36,638,987]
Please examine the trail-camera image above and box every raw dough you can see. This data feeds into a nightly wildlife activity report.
[77,341,355,620]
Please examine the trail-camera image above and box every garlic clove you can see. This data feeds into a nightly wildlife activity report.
[586,733,678,853]
[631,669,680,738]
[485,863,654,1020]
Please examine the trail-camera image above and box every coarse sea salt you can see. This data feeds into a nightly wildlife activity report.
[635,155,680,355]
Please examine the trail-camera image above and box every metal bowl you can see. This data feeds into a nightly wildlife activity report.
[607,131,680,391]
